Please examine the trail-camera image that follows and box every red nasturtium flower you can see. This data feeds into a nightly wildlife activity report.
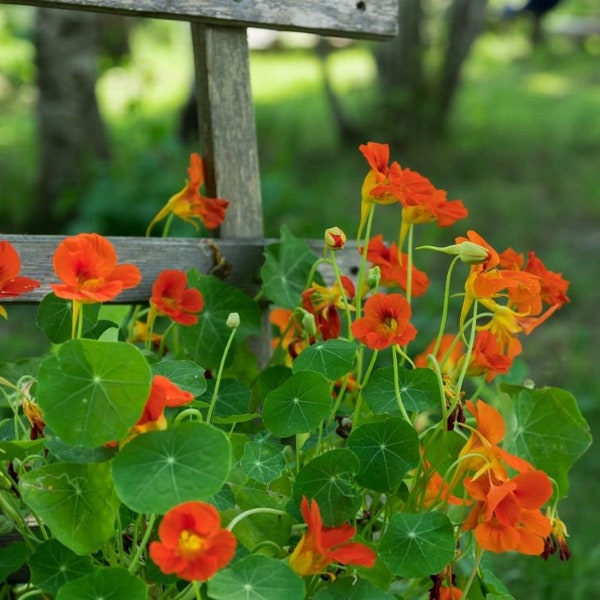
[365,234,429,296]
[302,276,355,340]
[0,241,41,318]
[51,233,141,302]
[150,269,204,326]
[149,501,236,581]
[351,292,417,350]
[289,496,376,577]
[147,153,229,234]
[135,375,195,434]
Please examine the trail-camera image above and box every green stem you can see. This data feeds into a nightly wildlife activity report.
[192,581,203,600]
[405,223,414,306]
[157,320,177,356]
[206,323,239,425]
[226,507,287,532]
[128,514,157,574]
[462,546,485,598]
[162,212,176,238]
[354,203,376,322]
[329,250,354,338]
[352,349,378,428]
[71,299,82,339]
[432,255,461,358]
[454,300,479,402]
[392,345,410,422]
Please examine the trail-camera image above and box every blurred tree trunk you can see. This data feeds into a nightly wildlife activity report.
[373,0,424,147]
[373,0,488,147]
[28,9,119,233]
[434,0,488,130]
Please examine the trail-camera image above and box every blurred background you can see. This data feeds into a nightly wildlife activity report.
[0,0,598,596]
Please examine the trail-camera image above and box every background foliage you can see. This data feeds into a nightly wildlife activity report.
[1,0,599,597]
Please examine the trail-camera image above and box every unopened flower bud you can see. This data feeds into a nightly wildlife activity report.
[226,312,240,328]
[300,310,317,337]
[324,227,347,250]
[453,241,489,264]
[366,266,381,289]
[417,241,489,265]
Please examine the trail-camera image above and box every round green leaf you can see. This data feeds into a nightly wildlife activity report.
[208,554,305,600]
[36,293,100,344]
[346,417,420,492]
[292,448,361,526]
[292,339,358,380]
[362,366,441,415]
[501,385,592,497]
[19,462,120,555]
[0,439,45,461]
[56,567,147,600]
[151,359,207,397]
[0,541,29,583]
[263,371,332,437]
[29,539,95,595]
[379,511,455,577]
[181,272,261,370]
[111,421,231,514]
[313,576,395,600]
[240,440,286,483]
[260,226,320,309]
[36,339,152,447]
[205,378,251,420]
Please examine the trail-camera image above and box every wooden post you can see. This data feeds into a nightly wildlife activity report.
[191,24,264,239]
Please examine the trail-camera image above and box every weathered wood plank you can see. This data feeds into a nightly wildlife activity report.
[0,0,398,39]
[3,235,361,304]
[192,24,263,238]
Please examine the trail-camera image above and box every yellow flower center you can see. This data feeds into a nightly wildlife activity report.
[179,530,206,559]
[382,316,398,333]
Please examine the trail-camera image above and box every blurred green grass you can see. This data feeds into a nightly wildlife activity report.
[1,7,599,597]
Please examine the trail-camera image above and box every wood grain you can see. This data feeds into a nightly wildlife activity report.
[0,0,398,39]
[2,235,361,304]
[192,24,264,239]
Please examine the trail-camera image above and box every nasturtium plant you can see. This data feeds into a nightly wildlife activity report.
[0,142,590,600]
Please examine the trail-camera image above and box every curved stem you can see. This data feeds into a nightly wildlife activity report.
[206,323,239,425]
[226,507,287,532]
[432,255,461,358]
[454,300,479,402]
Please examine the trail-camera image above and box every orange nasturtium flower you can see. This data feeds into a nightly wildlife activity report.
[147,153,229,235]
[289,496,376,577]
[149,501,236,582]
[358,141,435,240]
[462,468,553,555]
[51,233,141,303]
[134,375,195,434]
[438,586,463,600]
[0,241,41,318]
[351,292,417,350]
[150,269,204,326]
